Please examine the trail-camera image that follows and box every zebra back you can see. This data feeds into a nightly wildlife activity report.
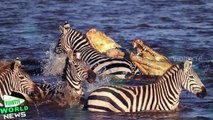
[85,59,207,112]
[55,22,138,78]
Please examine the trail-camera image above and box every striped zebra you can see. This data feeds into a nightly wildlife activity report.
[34,50,96,106]
[55,21,138,78]
[85,59,207,112]
[0,58,39,102]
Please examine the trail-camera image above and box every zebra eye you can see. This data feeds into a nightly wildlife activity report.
[189,76,194,79]
[19,76,25,79]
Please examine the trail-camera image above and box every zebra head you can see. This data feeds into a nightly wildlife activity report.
[66,49,96,84]
[10,58,40,99]
[55,21,70,54]
[181,59,207,98]
[55,21,89,55]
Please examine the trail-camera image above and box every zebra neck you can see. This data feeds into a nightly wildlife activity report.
[0,70,14,98]
[156,64,183,110]
[70,31,92,52]
[66,81,83,96]
[63,62,83,96]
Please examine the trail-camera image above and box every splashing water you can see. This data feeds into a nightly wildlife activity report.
[42,44,67,76]
[83,75,112,98]
[42,76,113,107]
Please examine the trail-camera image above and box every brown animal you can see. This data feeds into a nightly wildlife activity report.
[86,28,173,76]
[86,28,121,53]
[130,39,173,76]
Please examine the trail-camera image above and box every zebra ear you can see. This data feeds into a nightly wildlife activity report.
[14,57,22,70]
[184,59,192,73]
[179,62,184,70]
[67,49,74,60]
[59,25,67,34]
[63,21,70,28]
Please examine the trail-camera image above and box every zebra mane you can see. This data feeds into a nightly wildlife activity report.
[157,64,180,83]
[69,27,94,48]
[71,27,87,39]
[0,61,13,74]
[61,57,69,81]
[179,62,184,70]
[164,64,179,75]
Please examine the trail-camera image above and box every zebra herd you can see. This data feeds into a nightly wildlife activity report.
[0,21,207,113]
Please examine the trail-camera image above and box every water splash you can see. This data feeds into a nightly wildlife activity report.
[55,84,82,107]
[83,75,112,98]
[42,44,67,76]
[39,76,113,107]
[37,80,82,107]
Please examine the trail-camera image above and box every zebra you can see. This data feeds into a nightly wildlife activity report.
[55,21,138,79]
[0,58,39,103]
[34,49,96,106]
[84,59,207,112]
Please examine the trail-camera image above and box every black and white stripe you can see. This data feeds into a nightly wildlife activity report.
[35,51,96,103]
[55,22,138,78]
[85,60,207,112]
[0,58,38,100]
[62,54,96,96]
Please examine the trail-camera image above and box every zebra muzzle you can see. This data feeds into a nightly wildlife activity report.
[196,86,207,98]
[86,69,96,83]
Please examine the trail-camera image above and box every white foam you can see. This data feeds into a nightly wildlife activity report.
[83,75,112,98]
[42,44,67,76]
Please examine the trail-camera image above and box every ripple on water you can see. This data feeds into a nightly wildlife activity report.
[0,0,212,120]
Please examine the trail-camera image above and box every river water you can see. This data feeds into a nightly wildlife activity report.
[0,0,212,120]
